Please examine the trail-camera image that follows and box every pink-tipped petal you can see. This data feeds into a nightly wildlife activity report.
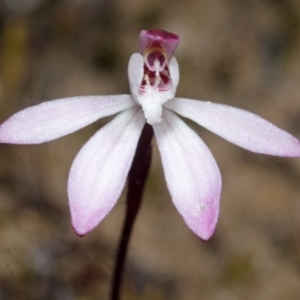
[68,107,145,236]
[139,29,181,59]
[153,109,222,240]
[165,98,300,157]
[0,95,136,144]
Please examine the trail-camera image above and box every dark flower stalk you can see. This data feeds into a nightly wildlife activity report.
[110,124,154,300]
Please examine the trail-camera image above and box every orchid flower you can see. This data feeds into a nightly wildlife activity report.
[0,29,300,241]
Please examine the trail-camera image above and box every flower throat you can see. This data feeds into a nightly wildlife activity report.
[140,42,172,94]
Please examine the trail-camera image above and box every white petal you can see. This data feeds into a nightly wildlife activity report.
[169,57,180,93]
[153,109,222,240]
[165,98,300,157]
[128,53,144,100]
[68,107,145,236]
[0,95,136,144]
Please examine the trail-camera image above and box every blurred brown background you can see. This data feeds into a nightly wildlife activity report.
[1,0,300,299]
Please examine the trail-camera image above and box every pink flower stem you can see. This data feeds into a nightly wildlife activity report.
[110,123,154,300]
